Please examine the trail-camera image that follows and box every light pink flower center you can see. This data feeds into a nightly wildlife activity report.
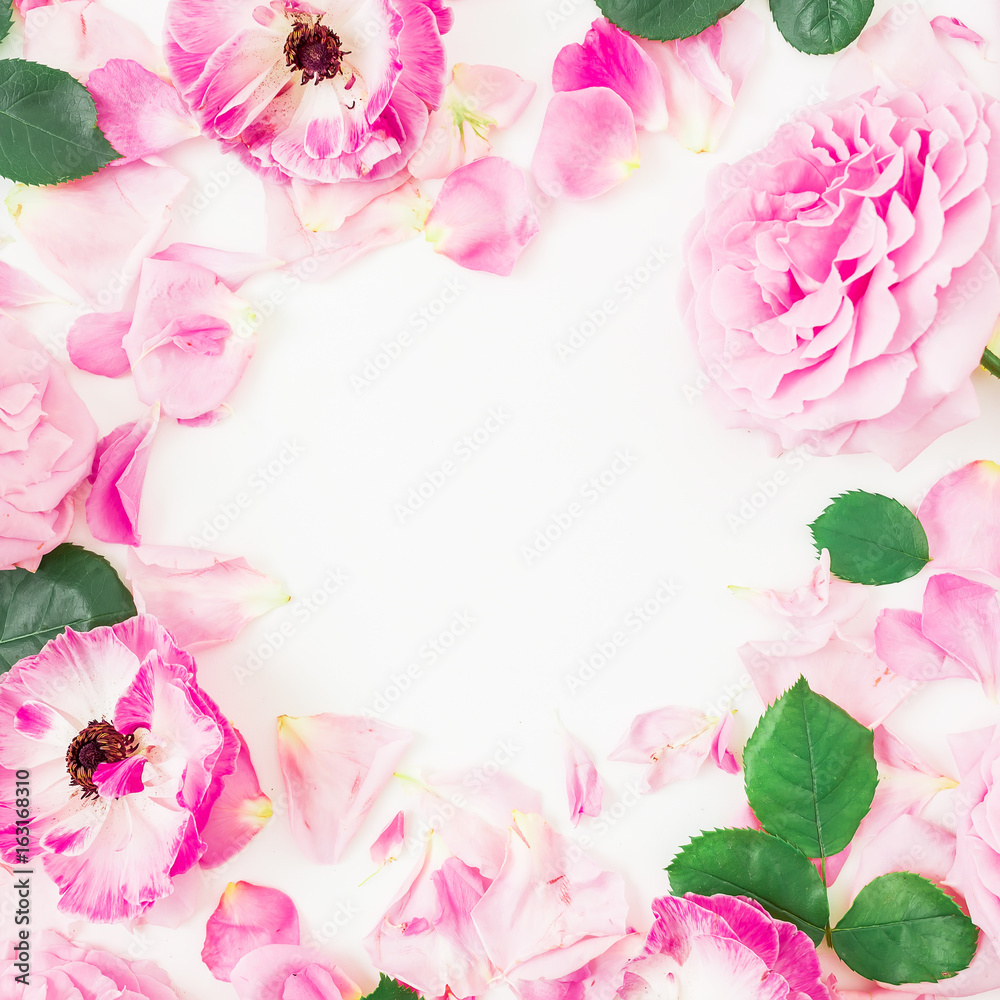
[65,720,136,798]
[284,14,350,86]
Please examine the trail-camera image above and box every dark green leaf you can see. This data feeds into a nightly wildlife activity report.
[596,0,745,42]
[770,0,874,54]
[0,0,12,45]
[667,828,830,944]
[360,976,421,1000]
[982,347,1000,380]
[0,59,120,185]
[810,491,930,585]
[0,544,136,672]
[745,677,877,861]
[833,872,979,984]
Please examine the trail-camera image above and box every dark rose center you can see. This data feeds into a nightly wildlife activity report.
[66,720,136,798]
[284,17,350,86]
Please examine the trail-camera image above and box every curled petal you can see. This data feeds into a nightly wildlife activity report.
[563,730,603,825]
[426,157,540,275]
[532,88,639,201]
[67,311,132,378]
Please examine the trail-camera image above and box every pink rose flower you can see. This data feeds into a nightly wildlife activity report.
[0,617,239,922]
[164,0,452,184]
[619,893,830,1000]
[0,320,98,571]
[1,930,182,999]
[682,21,1000,468]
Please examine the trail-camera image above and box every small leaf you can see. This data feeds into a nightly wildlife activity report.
[744,677,877,860]
[361,976,421,1000]
[0,544,137,672]
[810,491,930,585]
[982,347,1000,380]
[832,872,979,984]
[0,58,120,185]
[667,828,830,944]
[0,0,12,45]
[770,0,874,54]
[597,0,746,42]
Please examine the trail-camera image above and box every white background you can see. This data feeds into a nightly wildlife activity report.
[5,0,1000,995]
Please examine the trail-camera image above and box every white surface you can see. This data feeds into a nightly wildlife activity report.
[6,0,1000,995]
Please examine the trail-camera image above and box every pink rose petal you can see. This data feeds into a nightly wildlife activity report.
[563,730,603,825]
[67,311,133,377]
[371,811,405,866]
[0,262,54,310]
[229,944,360,1000]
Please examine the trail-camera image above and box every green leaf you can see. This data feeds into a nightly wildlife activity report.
[832,872,979,984]
[0,0,12,45]
[0,58,120,185]
[982,347,1000,380]
[744,677,877,861]
[0,544,136,672]
[667,828,830,944]
[596,0,746,42]
[360,976,421,1000]
[810,490,930,585]
[769,0,874,54]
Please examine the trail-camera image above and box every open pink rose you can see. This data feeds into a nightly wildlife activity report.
[682,14,1000,468]
[0,320,98,571]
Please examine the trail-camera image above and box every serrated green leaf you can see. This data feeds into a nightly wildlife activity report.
[745,677,877,861]
[596,0,746,42]
[0,0,12,45]
[833,872,979,984]
[0,544,136,672]
[361,975,421,1000]
[982,347,1000,379]
[770,0,874,54]
[667,828,830,944]
[810,491,930,585]
[0,58,120,185]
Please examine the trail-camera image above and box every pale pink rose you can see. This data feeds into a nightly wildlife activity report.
[164,0,452,184]
[609,705,738,791]
[564,729,603,825]
[203,881,300,981]
[0,930,182,999]
[230,945,361,1000]
[425,157,540,275]
[682,17,1000,468]
[126,545,289,648]
[0,321,98,571]
[0,617,239,922]
[85,404,160,546]
[620,894,830,1000]
[277,714,411,864]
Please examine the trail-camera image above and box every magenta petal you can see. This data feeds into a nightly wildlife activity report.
[426,157,540,275]
[85,403,159,546]
[203,881,300,982]
[93,756,146,798]
[563,730,603,826]
[371,811,405,866]
[67,311,133,377]
[532,88,639,200]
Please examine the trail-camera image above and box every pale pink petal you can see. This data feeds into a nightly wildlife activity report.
[453,63,536,130]
[199,730,273,868]
[203,882,300,981]
[89,59,198,162]
[127,546,289,649]
[371,811,405,866]
[873,607,960,682]
[710,713,740,774]
[917,461,1000,579]
[277,714,412,864]
[0,261,54,310]
[140,865,203,929]
[426,157,540,275]
[67,311,132,377]
[151,244,280,291]
[229,944,360,1000]
[85,404,159,546]
[553,19,668,131]
[532,88,639,200]
[564,731,603,825]
[7,161,188,309]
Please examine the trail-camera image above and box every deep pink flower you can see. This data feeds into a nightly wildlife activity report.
[620,894,830,1000]
[682,10,1000,468]
[0,616,239,922]
[0,320,98,571]
[165,0,452,184]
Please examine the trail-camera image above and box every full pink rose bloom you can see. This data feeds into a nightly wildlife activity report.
[0,616,239,922]
[682,66,1000,467]
[619,893,830,1000]
[164,0,453,184]
[0,320,98,571]
[0,930,182,1000]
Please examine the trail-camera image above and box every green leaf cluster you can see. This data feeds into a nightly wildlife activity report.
[667,678,978,984]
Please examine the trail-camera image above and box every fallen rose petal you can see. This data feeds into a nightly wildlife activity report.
[126,546,289,649]
[371,811,405,867]
[277,714,412,864]
[199,730,273,868]
[532,88,639,200]
[425,157,540,275]
[553,19,668,131]
[563,730,603,825]
[67,311,133,377]
[0,262,54,311]
[931,15,988,50]
[85,404,159,546]
[203,882,300,981]
[229,944,360,1000]
[151,244,280,291]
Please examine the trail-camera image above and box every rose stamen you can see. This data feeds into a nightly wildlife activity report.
[284,15,351,86]
[66,720,136,798]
